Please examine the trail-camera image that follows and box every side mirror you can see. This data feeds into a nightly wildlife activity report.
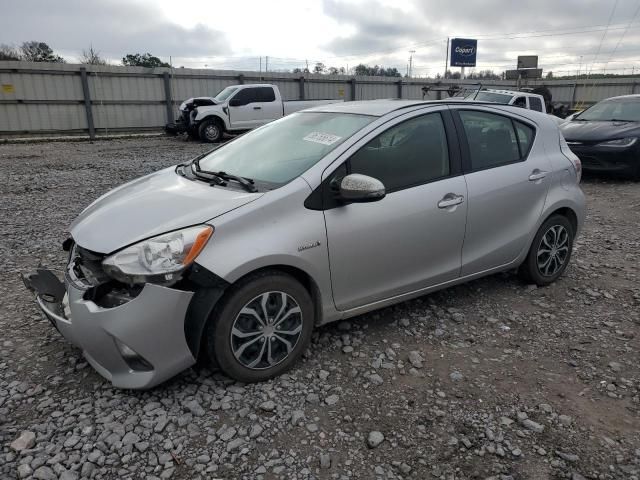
[229,98,243,107]
[339,174,386,203]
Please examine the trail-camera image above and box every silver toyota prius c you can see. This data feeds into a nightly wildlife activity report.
[24,99,586,389]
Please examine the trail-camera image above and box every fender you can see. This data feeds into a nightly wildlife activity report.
[194,105,231,130]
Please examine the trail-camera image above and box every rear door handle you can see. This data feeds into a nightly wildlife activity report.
[438,194,465,209]
[528,170,548,181]
[253,106,262,110]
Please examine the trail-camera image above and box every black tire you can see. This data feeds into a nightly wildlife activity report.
[198,118,223,143]
[205,271,314,383]
[520,214,574,286]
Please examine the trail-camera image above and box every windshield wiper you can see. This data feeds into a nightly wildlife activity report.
[211,171,258,193]
[190,159,257,192]
[609,118,637,122]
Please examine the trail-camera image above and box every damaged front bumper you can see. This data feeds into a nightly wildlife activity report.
[23,266,197,390]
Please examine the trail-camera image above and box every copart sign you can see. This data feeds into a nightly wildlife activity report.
[450,38,477,67]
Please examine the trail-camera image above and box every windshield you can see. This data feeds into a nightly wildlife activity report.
[198,112,375,186]
[213,86,238,103]
[577,99,640,122]
[465,91,512,104]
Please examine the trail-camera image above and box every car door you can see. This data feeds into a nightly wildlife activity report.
[321,109,468,311]
[451,107,552,276]
[228,87,272,129]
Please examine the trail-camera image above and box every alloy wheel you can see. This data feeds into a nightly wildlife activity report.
[230,291,303,370]
[536,225,570,277]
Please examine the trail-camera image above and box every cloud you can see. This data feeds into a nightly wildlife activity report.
[321,0,439,56]
[0,0,229,62]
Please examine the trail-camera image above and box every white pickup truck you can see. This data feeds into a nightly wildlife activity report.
[168,84,343,143]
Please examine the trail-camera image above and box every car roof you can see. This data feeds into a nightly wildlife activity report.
[306,99,540,117]
[599,94,640,101]
[307,99,433,116]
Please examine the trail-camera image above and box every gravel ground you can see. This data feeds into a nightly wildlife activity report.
[0,137,639,480]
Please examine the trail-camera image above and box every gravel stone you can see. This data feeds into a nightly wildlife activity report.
[10,431,36,452]
[367,431,384,448]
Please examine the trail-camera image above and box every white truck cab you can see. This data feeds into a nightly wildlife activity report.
[463,88,547,113]
[186,84,343,142]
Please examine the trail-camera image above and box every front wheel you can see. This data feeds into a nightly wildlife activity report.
[198,118,223,143]
[206,272,314,382]
[520,215,574,286]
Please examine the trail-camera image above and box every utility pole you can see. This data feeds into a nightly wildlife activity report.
[408,50,415,78]
[265,56,269,72]
[259,56,262,73]
[444,38,450,79]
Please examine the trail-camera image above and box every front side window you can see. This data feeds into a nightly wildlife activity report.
[348,113,450,192]
[513,97,527,108]
[231,88,261,106]
[198,112,374,186]
[459,110,523,170]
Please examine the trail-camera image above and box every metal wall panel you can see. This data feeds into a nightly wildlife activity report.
[5,61,640,137]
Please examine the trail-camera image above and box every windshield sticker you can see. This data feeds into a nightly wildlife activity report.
[303,132,342,146]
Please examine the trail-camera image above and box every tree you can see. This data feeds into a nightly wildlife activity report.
[122,53,170,68]
[0,44,20,61]
[20,41,65,63]
[545,71,554,79]
[80,45,107,65]
[313,62,326,74]
[354,64,401,77]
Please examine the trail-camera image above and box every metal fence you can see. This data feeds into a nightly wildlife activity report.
[2,61,640,138]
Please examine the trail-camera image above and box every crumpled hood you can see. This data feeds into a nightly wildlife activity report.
[560,120,640,142]
[70,167,261,254]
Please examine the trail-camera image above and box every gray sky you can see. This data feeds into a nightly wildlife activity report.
[2,0,640,76]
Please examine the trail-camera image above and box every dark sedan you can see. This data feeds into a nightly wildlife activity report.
[560,95,640,178]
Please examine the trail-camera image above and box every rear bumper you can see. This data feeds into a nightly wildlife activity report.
[24,269,196,389]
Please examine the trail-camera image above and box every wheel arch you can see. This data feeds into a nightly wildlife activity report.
[230,264,325,327]
[197,114,226,132]
[190,263,326,362]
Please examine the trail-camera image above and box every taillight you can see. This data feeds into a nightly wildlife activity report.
[559,135,582,183]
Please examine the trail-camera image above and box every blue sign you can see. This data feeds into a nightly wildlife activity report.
[450,38,477,67]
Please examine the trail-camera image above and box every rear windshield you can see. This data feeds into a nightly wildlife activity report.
[198,112,375,186]
[577,98,640,122]
[466,92,513,104]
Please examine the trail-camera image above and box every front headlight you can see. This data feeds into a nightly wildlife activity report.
[596,137,637,148]
[102,225,213,285]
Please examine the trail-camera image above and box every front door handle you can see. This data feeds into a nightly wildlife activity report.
[438,193,465,209]
[528,169,548,181]
[253,106,262,110]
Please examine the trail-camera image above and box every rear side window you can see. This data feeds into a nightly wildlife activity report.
[459,110,525,171]
[257,87,276,102]
[529,96,544,112]
[348,113,450,192]
[514,121,535,156]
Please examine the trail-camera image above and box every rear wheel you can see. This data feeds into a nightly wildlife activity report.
[520,215,574,286]
[206,272,314,382]
[198,118,223,143]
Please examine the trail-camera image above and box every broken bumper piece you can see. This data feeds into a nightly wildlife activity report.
[23,269,196,389]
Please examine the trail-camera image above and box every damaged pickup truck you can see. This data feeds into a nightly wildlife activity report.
[165,83,343,142]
